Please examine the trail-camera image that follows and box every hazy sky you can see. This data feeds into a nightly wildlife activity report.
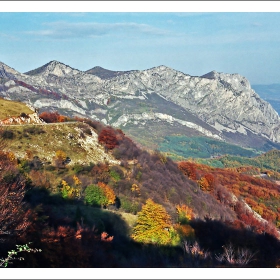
[1,2,280,85]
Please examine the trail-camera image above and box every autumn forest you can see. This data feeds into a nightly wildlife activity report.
[1,109,280,269]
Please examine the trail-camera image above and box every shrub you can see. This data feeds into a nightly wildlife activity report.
[23,126,45,135]
[20,112,29,118]
[120,196,140,214]
[84,184,107,207]
[1,130,15,139]
[72,164,84,174]
[109,169,121,182]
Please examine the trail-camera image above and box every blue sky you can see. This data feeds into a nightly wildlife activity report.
[1,2,280,84]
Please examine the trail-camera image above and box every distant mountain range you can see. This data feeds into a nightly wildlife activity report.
[1,60,280,154]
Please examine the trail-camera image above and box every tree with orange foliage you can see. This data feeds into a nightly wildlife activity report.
[39,111,59,123]
[39,111,67,123]
[178,161,197,180]
[176,204,194,224]
[132,199,172,245]
[199,174,215,192]
[57,115,66,122]
[97,182,116,205]
[100,232,114,242]
[204,173,215,188]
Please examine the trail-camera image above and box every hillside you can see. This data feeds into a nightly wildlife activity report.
[1,106,280,268]
[1,122,118,166]
[0,98,34,120]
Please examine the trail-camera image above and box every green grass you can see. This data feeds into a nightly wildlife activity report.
[0,98,34,120]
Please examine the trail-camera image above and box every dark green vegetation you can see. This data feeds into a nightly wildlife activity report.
[196,149,280,171]
[113,93,220,151]
[1,109,280,268]
[159,135,259,160]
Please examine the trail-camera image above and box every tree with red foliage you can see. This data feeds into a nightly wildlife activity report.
[98,127,118,150]
[39,111,67,123]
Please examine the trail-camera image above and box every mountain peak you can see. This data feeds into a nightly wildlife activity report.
[25,60,80,77]
[149,65,173,72]
[86,66,134,79]
[200,70,219,80]
[0,61,21,79]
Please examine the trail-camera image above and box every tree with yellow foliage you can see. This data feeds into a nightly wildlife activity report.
[175,204,195,240]
[60,180,80,199]
[73,175,82,198]
[131,183,140,200]
[97,182,116,205]
[132,199,173,245]
[54,150,67,168]
[176,204,193,224]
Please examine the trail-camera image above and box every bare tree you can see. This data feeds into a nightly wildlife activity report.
[215,243,255,266]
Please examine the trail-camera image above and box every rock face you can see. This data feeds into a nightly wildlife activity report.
[1,60,280,149]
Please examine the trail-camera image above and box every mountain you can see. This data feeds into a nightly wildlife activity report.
[86,66,134,79]
[24,60,81,77]
[1,60,280,154]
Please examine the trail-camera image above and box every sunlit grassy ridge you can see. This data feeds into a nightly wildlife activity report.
[2,122,118,165]
[0,98,34,119]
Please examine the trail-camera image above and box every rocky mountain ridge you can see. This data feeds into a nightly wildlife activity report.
[0,60,279,151]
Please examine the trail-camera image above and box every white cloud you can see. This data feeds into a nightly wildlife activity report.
[0,32,18,41]
[26,21,171,39]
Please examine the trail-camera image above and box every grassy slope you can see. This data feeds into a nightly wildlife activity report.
[2,122,118,165]
[0,98,34,119]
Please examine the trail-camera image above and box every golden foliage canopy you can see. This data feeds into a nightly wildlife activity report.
[132,198,172,245]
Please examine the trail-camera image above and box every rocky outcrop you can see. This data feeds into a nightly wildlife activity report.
[0,112,44,125]
[105,66,280,142]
